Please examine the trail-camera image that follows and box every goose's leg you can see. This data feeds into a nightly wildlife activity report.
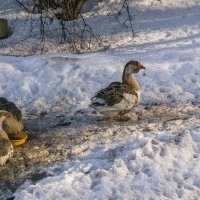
[119,115,131,121]
[109,115,131,122]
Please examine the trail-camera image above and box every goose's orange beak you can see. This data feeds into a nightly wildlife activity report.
[139,64,146,70]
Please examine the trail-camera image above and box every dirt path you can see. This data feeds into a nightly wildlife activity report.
[1,103,200,199]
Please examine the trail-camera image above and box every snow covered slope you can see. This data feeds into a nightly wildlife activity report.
[0,47,200,116]
[0,0,200,116]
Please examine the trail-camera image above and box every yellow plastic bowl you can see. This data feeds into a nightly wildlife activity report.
[9,131,28,146]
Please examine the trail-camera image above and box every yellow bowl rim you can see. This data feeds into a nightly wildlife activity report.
[9,131,28,146]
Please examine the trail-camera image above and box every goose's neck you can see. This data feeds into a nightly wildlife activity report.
[122,74,141,92]
[0,116,8,139]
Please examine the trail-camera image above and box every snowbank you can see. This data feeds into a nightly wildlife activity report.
[0,47,199,116]
[14,128,200,200]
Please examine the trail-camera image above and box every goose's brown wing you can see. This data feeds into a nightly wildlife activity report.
[0,97,22,121]
[90,82,138,107]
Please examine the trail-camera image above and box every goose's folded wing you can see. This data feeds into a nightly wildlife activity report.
[90,82,138,107]
[0,97,22,121]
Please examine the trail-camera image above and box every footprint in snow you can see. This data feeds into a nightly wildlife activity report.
[191,77,197,83]
[29,83,39,95]
[159,87,165,93]
[50,57,79,64]
[195,70,200,75]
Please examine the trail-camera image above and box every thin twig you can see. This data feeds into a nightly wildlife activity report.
[15,0,30,12]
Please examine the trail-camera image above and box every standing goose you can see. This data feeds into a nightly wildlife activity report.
[90,61,146,121]
[0,98,24,165]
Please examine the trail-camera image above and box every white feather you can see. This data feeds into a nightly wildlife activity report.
[94,93,138,117]
[92,97,105,105]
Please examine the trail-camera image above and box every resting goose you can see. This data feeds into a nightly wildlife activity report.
[0,97,23,135]
[90,61,146,121]
[0,98,23,165]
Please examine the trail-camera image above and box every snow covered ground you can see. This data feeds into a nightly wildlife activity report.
[0,48,199,117]
[1,0,200,199]
[14,126,200,200]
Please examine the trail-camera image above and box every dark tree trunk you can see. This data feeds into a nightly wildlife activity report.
[73,0,87,19]
[0,19,9,39]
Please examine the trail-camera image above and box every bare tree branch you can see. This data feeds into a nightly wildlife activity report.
[10,0,135,55]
